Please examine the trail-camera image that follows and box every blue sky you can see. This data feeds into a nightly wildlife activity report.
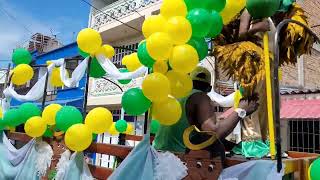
[0,0,90,61]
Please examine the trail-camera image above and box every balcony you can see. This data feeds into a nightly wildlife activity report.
[89,0,162,43]
[88,76,144,110]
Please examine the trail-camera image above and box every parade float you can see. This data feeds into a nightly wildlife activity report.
[0,0,320,179]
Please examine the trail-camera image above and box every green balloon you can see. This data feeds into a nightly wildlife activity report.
[246,0,281,19]
[205,0,226,12]
[43,127,54,138]
[184,0,206,10]
[0,118,6,130]
[207,11,223,38]
[115,119,128,133]
[12,48,32,65]
[19,103,41,123]
[118,68,132,84]
[3,109,22,127]
[137,41,155,68]
[92,133,98,141]
[187,8,213,38]
[188,37,208,60]
[185,0,225,12]
[151,120,160,134]
[310,158,320,180]
[122,88,151,116]
[78,48,89,58]
[56,106,83,132]
[90,58,106,78]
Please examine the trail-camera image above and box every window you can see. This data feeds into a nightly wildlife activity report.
[289,119,320,153]
[111,43,139,66]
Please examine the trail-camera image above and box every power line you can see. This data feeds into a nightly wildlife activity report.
[80,0,142,33]
[0,6,33,35]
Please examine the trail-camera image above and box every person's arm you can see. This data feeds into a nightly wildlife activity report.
[239,9,271,39]
[186,93,258,139]
[204,100,259,139]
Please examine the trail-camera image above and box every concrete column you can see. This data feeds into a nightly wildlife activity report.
[297,56,305,88]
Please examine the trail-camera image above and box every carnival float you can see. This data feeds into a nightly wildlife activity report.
[0,0,320,179]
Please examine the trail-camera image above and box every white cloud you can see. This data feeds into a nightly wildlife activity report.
[0,0,87,60]
[0,1,52,60]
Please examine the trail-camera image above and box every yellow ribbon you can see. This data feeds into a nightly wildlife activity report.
[234,90,243,108]
[183,125,217,150]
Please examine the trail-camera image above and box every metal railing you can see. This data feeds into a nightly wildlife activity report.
[273,19,320,172]
[90,0,161,30]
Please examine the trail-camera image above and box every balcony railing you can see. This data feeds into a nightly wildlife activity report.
[89,76,143,97]
[91,0,161,30]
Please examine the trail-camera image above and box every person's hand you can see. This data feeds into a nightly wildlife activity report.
[238,100,259,116]
[248,19,270,34]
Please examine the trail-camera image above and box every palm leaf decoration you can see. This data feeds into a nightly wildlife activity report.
[213,3,314,97]
[278,3,315,65]
[214,41,265,97]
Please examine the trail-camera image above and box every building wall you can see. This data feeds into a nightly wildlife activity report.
[280,0,320,89]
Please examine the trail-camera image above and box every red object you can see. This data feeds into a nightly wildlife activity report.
[218,99,320,120]
[280,99,320,119]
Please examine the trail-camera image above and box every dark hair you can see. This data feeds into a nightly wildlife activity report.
[193,80,212,92]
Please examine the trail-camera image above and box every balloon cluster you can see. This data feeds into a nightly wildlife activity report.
[1,103,41,132]
[11,49,34,85]
[77,28,116,78]
[121,0,228,126]
[2,102,117,152]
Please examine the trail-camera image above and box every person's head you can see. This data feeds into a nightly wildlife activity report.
[190,67,212,92]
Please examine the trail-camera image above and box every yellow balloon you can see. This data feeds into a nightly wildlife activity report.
[169,44,199,74]
[42,104,62,125]
[160,0,187,19]
[108,122,119,136]
[12,64,34,85]
[125,123,134,135]
[65,124,92,152]
[166,16,192,45]
[153,60,168,74]
[142,15,167,38]
[77,28,102,54]
[85,107,113,134]
[95,44,115,59]
[0,107,2,118]
[50,67,66,87]
[220,0,246,25]
[122,53,142,72]
[166,70,193,98]
[308,163,312,180]
[24,116,47,138]
[142,72,170,102]
[146,32,174,61]
[152,97,182,126]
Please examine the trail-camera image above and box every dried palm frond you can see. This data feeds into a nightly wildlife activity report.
[279,3,315,65]
[214,41,265,97]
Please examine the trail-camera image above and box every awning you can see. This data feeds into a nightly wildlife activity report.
[280,99,320,119]
[219,99,320,120]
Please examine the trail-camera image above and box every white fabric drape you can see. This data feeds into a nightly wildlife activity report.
[3,64,55,102]
[207,90,235,108]
[96,55,148,80]
[56,58,89,88]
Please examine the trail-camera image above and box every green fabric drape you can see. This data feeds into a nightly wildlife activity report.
[232,140,270,158]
